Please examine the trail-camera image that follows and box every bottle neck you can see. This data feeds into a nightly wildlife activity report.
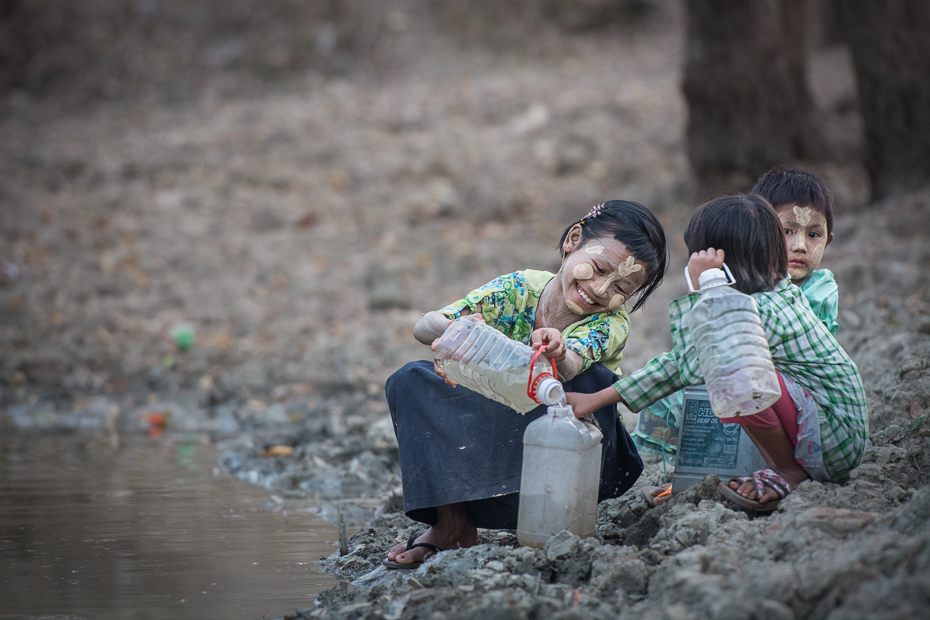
[548,404,574,418]
[697,267,731,291]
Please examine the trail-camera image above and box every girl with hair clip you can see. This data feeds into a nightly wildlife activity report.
[384,200,668,568]
[568,194,868,512]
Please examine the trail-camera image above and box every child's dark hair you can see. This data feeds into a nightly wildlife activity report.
[557,200,668,312]
[751,166,835,234]
[684,194,787,295]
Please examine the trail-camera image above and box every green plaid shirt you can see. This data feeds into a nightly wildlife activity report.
[614,278,868,481]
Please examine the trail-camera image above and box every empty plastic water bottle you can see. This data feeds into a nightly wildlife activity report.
[685,264,781,417]
[433,318,564,413]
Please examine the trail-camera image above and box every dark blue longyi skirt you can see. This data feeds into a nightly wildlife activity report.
[385,360,643,529]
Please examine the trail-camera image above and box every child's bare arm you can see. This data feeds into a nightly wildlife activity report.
[414,305,485,346]
[566,386,627,419]
[687,248,726,290]
[413,311,453,345]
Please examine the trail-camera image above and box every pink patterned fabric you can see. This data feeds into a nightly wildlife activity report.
[719,371,800,448]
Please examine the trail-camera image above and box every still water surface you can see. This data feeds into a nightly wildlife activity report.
[0,433,339,619]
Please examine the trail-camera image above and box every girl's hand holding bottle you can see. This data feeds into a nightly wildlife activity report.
[687,248,725,290]
[530,328,568,363]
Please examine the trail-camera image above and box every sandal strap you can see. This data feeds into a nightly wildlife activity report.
[406,542,444,555]
[403,534,444,556]
[404,534,417,550]
[752,468,792,500]
[752,473,766,502]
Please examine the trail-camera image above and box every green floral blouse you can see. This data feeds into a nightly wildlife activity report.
[438,269,631,374]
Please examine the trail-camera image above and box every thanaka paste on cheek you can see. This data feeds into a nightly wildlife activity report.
[593,256,643,296]
[793,206,812,226]
[811,242,825,266]
[573,263,594,280]
[608,294,626,310]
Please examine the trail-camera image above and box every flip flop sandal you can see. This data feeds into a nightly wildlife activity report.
[640,483,673,508]
[717,468,792,512]
[382,535,445,570]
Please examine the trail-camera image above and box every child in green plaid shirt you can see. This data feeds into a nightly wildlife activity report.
[753,166,839,335]
[637,166,842,507]
[568,194,869,511]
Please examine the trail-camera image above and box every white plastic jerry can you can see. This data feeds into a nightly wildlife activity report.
[516,404,603,549]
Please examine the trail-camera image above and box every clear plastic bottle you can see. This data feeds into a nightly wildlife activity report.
[433,318,565,413]
[517,403,603,548]
[685,265,781,418]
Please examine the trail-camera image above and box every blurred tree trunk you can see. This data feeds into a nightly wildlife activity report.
[839,0,930,201]
[683,0,816,196]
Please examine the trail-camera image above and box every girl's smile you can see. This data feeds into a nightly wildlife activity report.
[553,226,649,318]
[575,283,596,306]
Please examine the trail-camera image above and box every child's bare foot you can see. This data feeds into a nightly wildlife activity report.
[727,464,807,503]
[386,503,478,566]
[727,478,784,504]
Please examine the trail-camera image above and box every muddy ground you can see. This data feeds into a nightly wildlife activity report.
[2,1,930,618]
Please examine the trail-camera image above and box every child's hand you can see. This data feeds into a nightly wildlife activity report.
[687,248,726,290]
[566,387,624,418]
[460,309,486,324]
[531,328,567,363]
[566,392,601,418]
[429,337,459,385]
[431,359,457,386]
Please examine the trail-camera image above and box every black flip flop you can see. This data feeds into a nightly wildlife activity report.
[382,535,444,570]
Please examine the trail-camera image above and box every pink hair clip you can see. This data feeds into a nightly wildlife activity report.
[583,203,605,220]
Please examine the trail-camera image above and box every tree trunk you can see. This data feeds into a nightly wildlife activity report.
[683,0,816,196]
[839,0,930,201]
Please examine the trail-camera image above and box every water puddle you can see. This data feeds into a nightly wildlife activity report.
[0,433,339,619]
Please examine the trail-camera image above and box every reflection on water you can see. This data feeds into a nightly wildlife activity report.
[0,433,338,619]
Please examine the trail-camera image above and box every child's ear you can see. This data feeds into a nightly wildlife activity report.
[563,224,584,254]
[825,232,834,247]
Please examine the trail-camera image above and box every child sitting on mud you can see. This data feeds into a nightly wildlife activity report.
[568,194,868,512]
[383,200,667,568]
[638,167,841,507]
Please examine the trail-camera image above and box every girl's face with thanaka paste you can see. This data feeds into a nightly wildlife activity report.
[774,203,834,282]
[558,225,649,316]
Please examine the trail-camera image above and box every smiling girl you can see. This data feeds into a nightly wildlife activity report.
[383,201,667,568]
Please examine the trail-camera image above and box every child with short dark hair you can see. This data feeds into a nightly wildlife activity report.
[752,166,838,335]
[569,194,868,511]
